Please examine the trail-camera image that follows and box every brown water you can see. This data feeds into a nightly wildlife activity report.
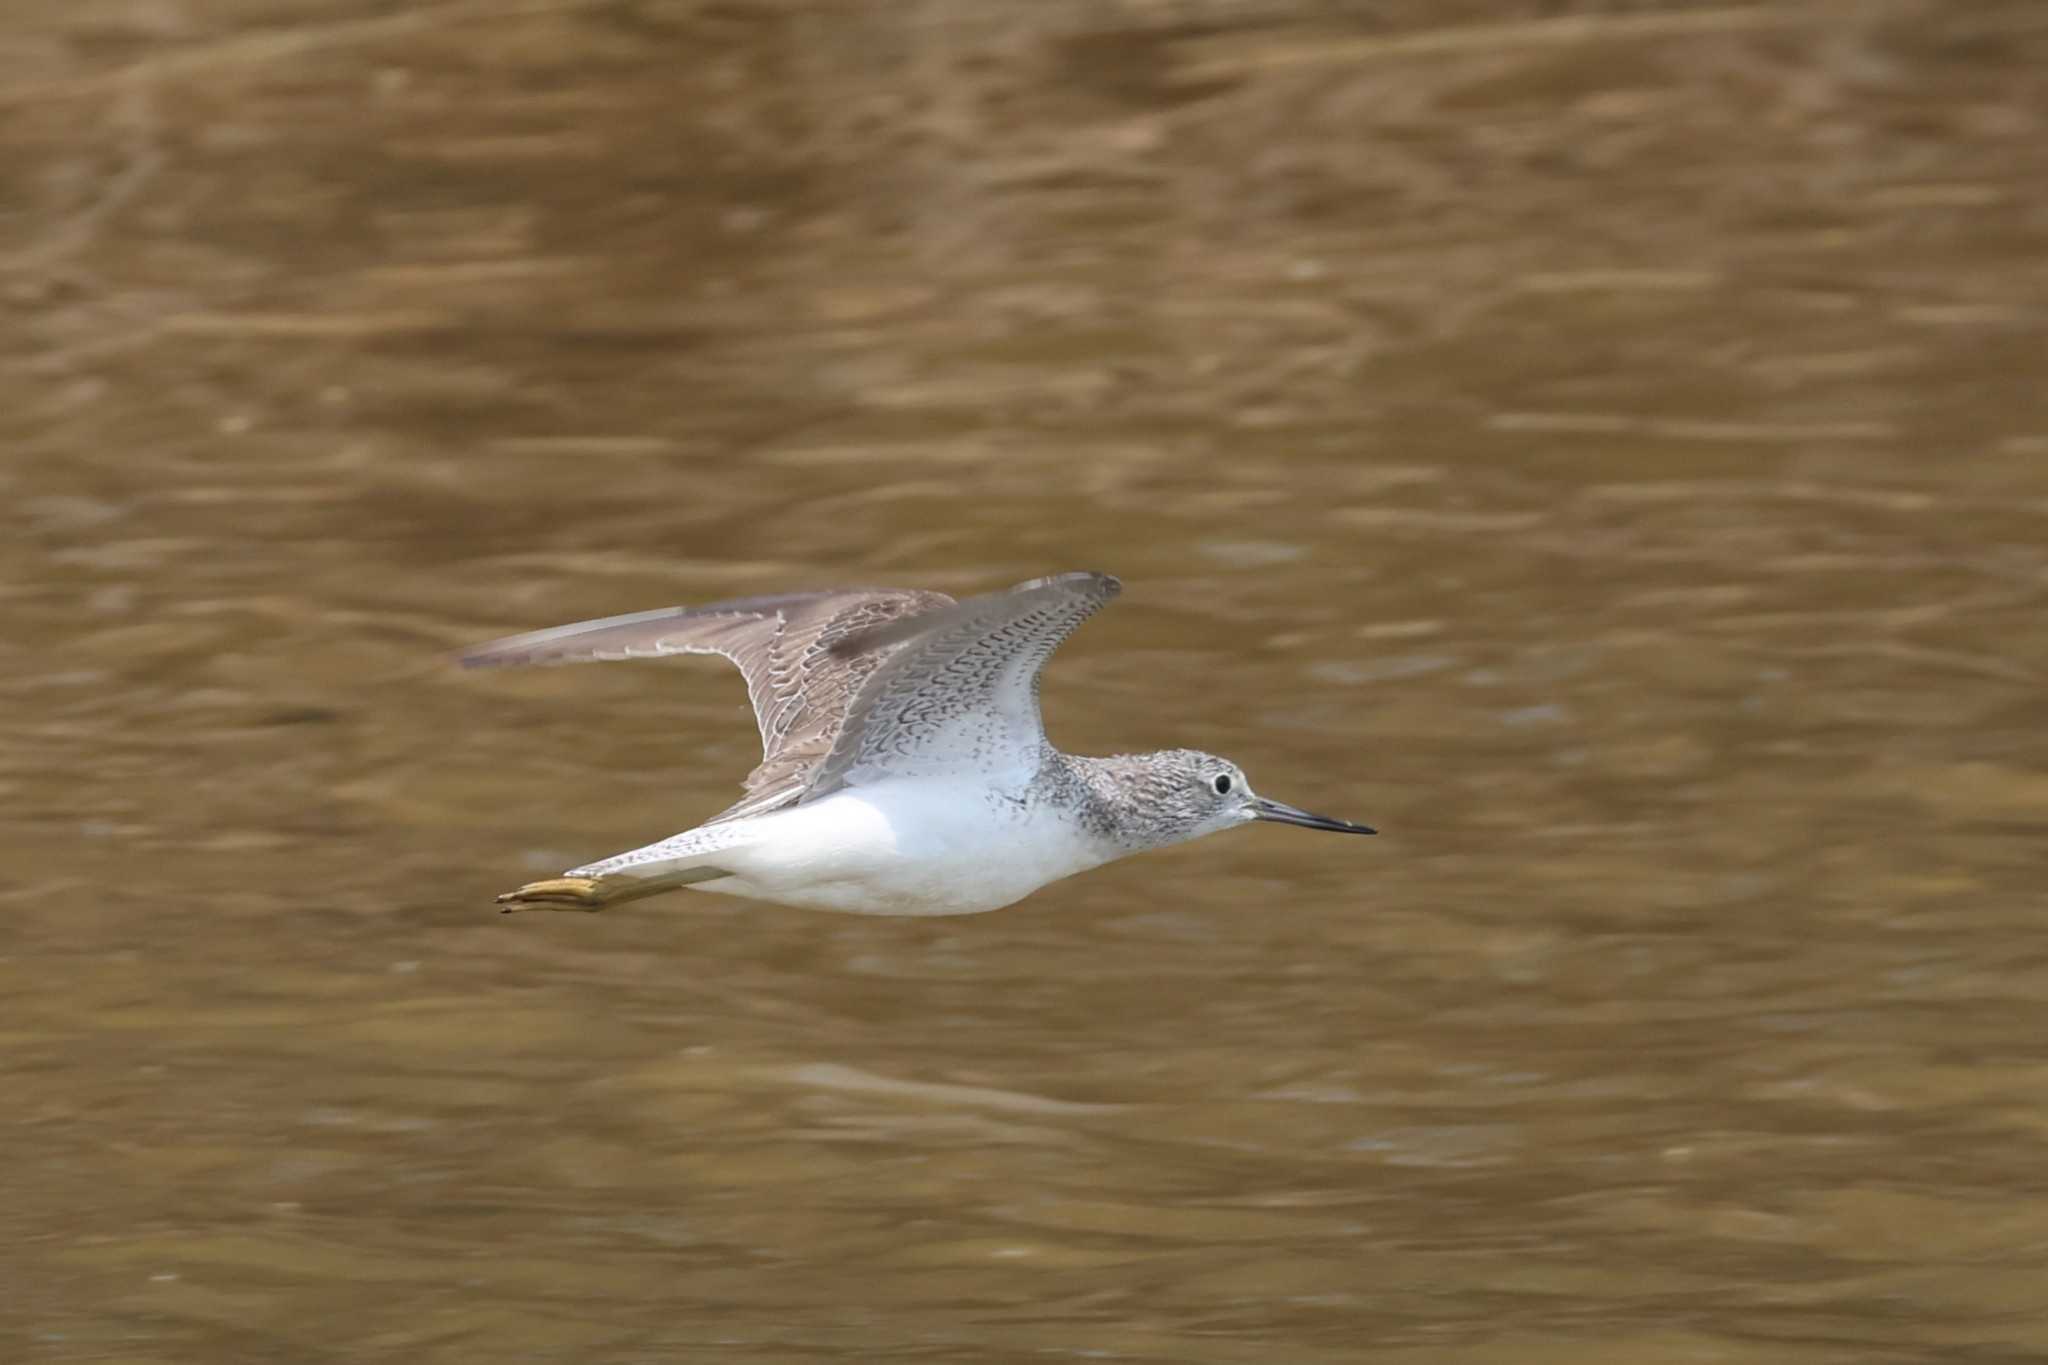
[5,2,2048,1360]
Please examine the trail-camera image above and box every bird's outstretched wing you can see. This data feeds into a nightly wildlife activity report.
[460,587,953,820]
[802,571,1122,796]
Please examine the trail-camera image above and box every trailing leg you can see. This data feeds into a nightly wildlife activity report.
[496,864,732,912]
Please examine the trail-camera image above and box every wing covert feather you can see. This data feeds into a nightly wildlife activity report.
[805,571,1122,795]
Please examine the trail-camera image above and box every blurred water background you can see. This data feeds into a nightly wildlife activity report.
[4,1,2048,1360]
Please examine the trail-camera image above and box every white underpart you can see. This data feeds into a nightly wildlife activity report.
[569,777,1118,916]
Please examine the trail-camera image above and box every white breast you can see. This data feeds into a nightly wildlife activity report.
[692,779,1110,916]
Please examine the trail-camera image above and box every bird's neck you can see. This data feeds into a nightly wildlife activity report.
[1047,751,1169,854]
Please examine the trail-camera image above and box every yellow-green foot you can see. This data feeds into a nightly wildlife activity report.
[497,875,613,912]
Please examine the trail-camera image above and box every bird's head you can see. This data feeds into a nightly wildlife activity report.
[1093,748,1376,849]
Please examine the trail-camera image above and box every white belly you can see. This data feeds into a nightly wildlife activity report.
[689,780,1109,916]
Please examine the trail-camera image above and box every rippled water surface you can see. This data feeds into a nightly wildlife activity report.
[5,2,2048,1360]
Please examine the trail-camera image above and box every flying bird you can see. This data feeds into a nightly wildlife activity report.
[463,572,1373,916]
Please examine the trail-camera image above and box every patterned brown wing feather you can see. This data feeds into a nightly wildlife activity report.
[460,588,954,820]
[804,572,1122,797]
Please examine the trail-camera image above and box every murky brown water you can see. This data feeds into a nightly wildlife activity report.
[5,1,2048,1359]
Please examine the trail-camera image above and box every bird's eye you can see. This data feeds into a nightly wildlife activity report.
[1212,774,1233,795]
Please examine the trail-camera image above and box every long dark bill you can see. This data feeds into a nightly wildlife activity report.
[1250,796,1377,835]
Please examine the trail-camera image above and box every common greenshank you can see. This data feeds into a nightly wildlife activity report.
[463,572,1373,915]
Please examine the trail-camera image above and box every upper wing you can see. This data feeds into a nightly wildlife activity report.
[802,571,1122,796]
[460,588,954,820]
